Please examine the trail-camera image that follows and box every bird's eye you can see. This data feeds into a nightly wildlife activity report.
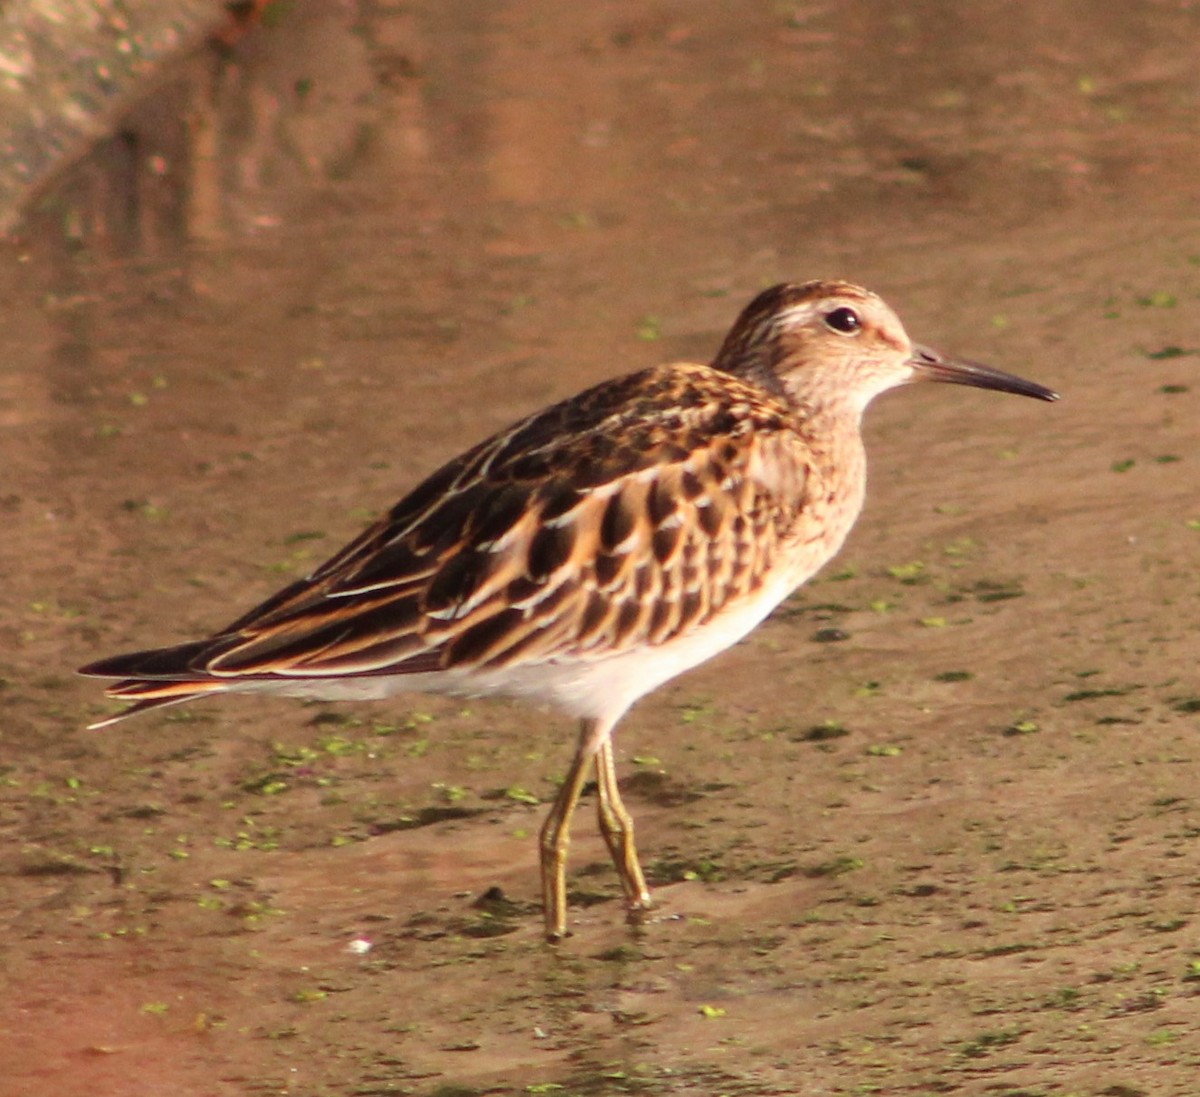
[824,307,861,334]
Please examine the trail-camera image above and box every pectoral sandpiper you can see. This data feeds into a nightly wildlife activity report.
[80,280,1058,938]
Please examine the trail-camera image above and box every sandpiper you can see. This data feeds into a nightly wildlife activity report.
[80,281,1058,938]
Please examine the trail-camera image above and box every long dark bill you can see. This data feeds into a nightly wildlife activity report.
[911,344,1059,402]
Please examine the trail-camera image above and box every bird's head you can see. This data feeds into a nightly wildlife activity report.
[713,281,1058,417]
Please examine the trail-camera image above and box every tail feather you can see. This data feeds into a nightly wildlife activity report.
[80,638,238,729]
[87,690,212,730]
[79,638,226,681]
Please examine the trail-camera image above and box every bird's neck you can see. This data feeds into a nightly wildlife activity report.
[796,395,870,531]
[794,390,869,454]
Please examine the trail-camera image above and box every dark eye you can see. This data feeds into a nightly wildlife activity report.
[824,307,861,334]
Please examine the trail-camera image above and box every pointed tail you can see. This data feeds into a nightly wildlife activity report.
[80,638,232,728]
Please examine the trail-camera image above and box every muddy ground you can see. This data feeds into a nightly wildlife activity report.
[1,2,1199,1095]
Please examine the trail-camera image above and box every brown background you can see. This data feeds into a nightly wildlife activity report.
[1,2,1198,1094]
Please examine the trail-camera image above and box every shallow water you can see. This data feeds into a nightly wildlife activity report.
[3,2,1200,1094]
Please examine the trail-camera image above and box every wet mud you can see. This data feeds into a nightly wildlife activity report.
[2,2,1199,1095]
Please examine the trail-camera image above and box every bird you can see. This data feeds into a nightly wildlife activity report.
[79,280,1058,939]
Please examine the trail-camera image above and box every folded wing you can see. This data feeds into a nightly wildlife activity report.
[82,363,813,711]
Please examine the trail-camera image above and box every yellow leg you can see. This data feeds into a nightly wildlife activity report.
[594,739,652,914]
[539,716,608,940]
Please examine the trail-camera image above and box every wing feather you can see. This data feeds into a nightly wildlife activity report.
[94,363,814,691]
